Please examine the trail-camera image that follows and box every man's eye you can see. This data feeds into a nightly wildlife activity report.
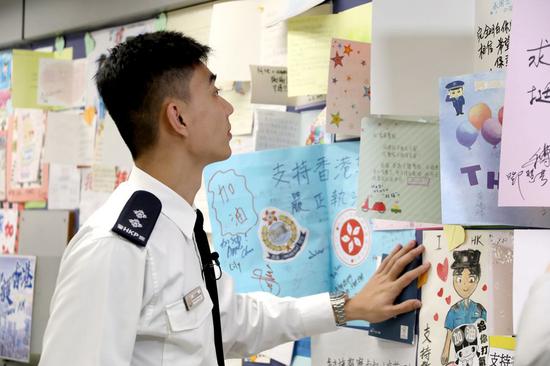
[469,277,475,283]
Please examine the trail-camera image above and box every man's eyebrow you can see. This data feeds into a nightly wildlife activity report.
[209,73,217,84]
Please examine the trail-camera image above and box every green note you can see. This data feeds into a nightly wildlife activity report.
[357,117,442,224]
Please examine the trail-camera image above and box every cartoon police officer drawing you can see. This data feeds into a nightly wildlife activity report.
[441,249,487,365]
[445,80,466,116]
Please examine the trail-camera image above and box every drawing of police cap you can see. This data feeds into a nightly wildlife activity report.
[258,207,308,261]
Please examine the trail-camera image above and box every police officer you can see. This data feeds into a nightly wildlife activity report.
[39,32,430,366]
[442,249,487,365]
[445,80,465,116]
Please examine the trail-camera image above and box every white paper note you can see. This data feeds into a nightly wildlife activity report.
[37,58,86,108]
[43,111,95,166]
[254,109,301,150]
[250,65,291,105]
[48,164,80,210]
[312,327,417,365]
[94,113,133,167]
[208,0,262,81]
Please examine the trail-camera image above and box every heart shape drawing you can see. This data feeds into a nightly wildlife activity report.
[482,284,488,291]
[433,313,439,321]
[437,258,449,282]
[445,295,451,305]
[437,288,443,297]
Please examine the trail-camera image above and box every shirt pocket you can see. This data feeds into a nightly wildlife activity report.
[165,286,213,332]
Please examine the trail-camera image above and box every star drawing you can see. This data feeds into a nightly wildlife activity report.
[330,112,343,127]
[331,51,344,68]
[343,44,353,56]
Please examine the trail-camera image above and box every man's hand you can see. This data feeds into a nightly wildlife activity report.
[344,240,430,323]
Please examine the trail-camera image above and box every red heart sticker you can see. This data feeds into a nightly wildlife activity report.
[445,295,451,305]
[437,258,449,282]
[437,288,443,297]
[482,284,488,291]
[433,313,439,321]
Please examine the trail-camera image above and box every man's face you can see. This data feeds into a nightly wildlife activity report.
[449,87,464,98]
[453,268,479,299]
[183,63,234,165]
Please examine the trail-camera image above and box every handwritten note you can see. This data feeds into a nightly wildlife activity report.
[254,109,301,151]
[43,111,95,166]
[37,58,86,108]
[371,0,474,117]
[47,164,81,210]
[326,38,370,135]
[357,117,441,224]
[204,143,359,297]
[250,65,291,105]
[287,3,372,97]
[11,49,72,109]
[312,328,417,366]
[474,0,512,72]
[498,0,550,206]
[440,71,550,226]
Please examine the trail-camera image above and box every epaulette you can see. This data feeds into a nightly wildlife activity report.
[112,190,162,247]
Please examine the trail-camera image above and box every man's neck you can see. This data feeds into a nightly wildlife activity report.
[135,153,203,207]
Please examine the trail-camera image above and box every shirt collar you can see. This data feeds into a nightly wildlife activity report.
[127,165,196,238]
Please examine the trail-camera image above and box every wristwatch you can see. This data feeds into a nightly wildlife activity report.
[329,291,348,326]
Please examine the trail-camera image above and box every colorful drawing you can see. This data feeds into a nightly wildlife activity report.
[0,255,36,363]
[357,117,441,224]
[7,110,49,202]
[445,80,466,116]
[204,143,359,297]
[418,230,513,366]
[326,38,371,135]
[440,71,549,226]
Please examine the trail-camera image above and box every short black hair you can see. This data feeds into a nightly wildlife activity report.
[95,31,210,158]
[453,265,481,278]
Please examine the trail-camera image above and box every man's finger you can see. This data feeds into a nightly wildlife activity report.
[377,243,402,274]
[397,261,431,289]
[382,240,416,275]
[388,245,425,280]
[388,299,422,318]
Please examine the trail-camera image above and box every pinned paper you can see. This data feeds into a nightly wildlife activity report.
[287,3,372,96]
[357,117,441,224]
[474,0,512,72]
[254,109,302,151]
[38,58,86,108]
[250,65,291,105]
[208,0,262,81]
[443,224,466,250]
[326,38,371,135]
[12,49,73,109]
[498,0,550,206]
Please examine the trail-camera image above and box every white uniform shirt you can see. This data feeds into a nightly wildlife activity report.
[39,166,337,366]
[515,273,550,366]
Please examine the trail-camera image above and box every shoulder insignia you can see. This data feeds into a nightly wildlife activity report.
[112,190,162,247]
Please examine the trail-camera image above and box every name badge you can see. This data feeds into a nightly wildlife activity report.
[183,286,204,311]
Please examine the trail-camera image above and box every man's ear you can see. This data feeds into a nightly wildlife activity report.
[165,100,189,136]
